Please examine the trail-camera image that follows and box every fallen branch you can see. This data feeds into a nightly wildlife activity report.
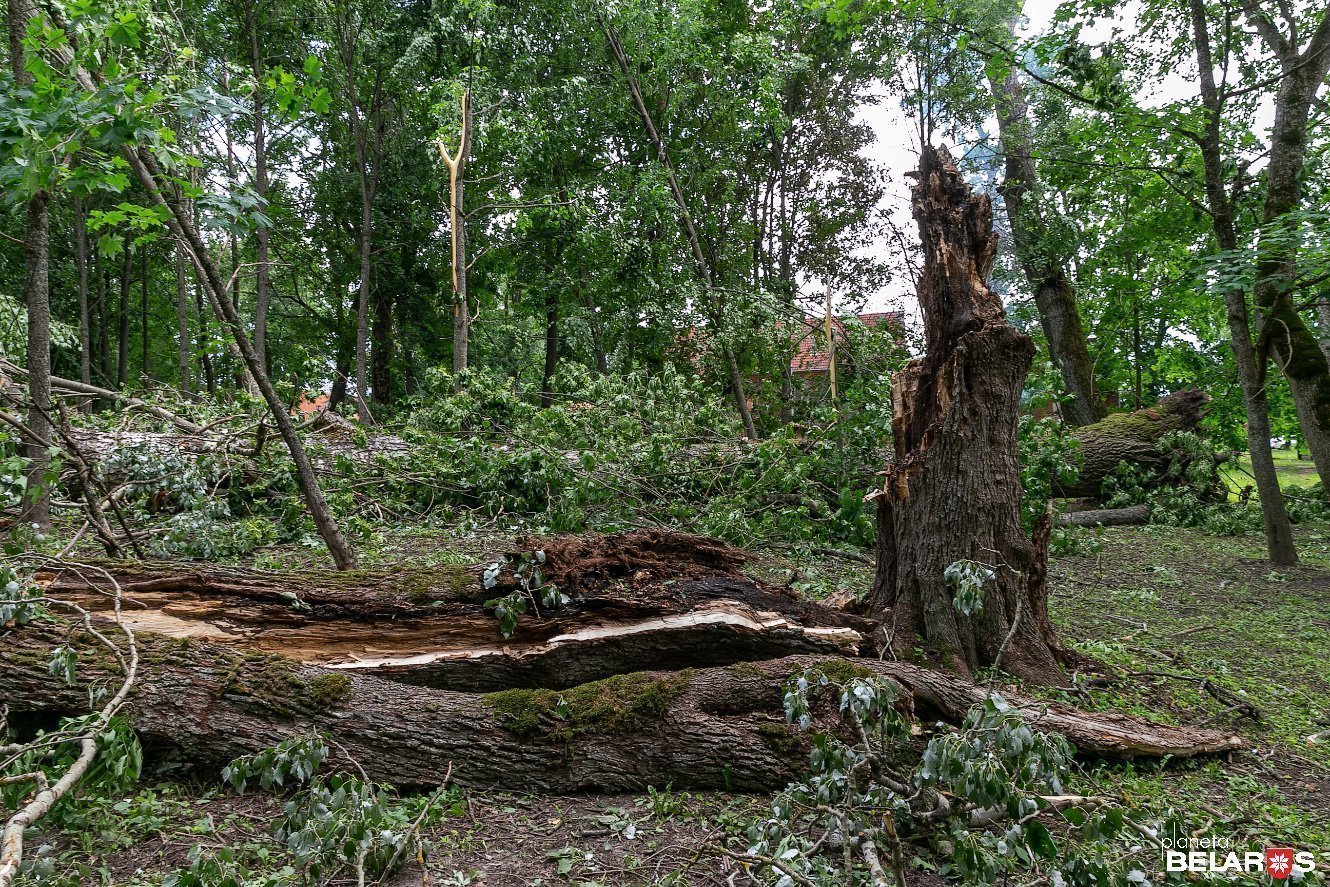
[1057,504,1150,527]
[0,561,138,887]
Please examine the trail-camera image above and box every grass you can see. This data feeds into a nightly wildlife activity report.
[1221,447,1322,498]
[1044,522,1330,860]
[8,521,1329,885]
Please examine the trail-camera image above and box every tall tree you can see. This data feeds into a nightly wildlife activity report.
[8,0,51,530]
[989,53,1104,426]
[1186,0,1298,565]
[1237,1,1330,487]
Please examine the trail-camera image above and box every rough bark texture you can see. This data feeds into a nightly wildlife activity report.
[10,0,51,530]
[868,145,1064,684]
[5,529,1241,789]
[1188,0,1298,565]
[1239,2,1330,491]
[990,66,1104,428]
[1054,389,1217,499]
[0,635,1241,793]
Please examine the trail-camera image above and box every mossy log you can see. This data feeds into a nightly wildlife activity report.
[1055,389,1214,499]
[0,627,1240,793]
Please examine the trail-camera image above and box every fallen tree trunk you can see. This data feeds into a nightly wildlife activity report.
[41,530,872,691]
[0,628,1241,793]
[1055,390,1217,499]
[1057,504,1150,527]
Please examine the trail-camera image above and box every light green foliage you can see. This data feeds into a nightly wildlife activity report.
[207,735,460,886]
[944,559,994,616]
[746,667,1162,886]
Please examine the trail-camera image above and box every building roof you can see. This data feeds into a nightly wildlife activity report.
[791,311,904,374]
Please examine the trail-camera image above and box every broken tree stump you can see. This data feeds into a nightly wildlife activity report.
[867,144,1066,684]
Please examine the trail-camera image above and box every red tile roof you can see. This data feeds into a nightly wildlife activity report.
[791,312,903,374]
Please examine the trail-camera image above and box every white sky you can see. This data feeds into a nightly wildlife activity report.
[849,0,1217,320]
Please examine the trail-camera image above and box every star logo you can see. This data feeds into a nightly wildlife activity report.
[1265,847,1296,880]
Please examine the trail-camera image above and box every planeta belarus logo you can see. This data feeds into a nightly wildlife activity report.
[1265,848,1295,880]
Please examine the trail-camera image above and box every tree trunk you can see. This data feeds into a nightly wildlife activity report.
[868,145,1065,685]
[117,246,131,389]
[1053,389,1218,499]
[990,65,1103,428]
[74,194,92,397]
[175,240,192,393]
[354,191,374,419]
[437,90,472,386]
[1240,2,1330,490]
[541,282,559,408]
[140,245,150,382]
[1057,504,1149,528]
[0,635,1239,793]
[246,0,271,376]
[1188,0,1298,565]
[8,0,50,529]
[96,262,110,385]
[19,194,51,532]
[4,529,1240,791]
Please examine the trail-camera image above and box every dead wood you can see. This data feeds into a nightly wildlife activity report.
[1057,505,1150,527]
[0,628,1240,794]
[41,530,872,691]
[1056,390,1218,499]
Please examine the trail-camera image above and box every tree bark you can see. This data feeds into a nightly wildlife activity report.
[868,145,1065,684]
[8,0,50,530]
[0,638,1240,793]
[73,194,92,396]
[175,240,191,393]
[1053,389,1219,499]
[1238,2,1330,490]
[1057,504,1149,528]
[246,0,271,376]
[1187,0,1298,565]
[990,64,1103,427]
[117,246,131,389]
[139,245,149,382]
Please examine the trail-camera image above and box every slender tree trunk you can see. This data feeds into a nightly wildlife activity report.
[176,241,191,393]
[9,0,50,529]
[116,247,130,389]
[140,245,150,382]
[1188,0,1297,565]
[989,63,1103,427]
[600,17,758,440]
[96,263,110,384]
[868,145,1065,684]
[36,0,357,563]
[541,283,559,408]
[1238,3,1330,488]
[437,90,472,387]
[246,0,271,375]
[124,145,359,568]
[74,194,92,412]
